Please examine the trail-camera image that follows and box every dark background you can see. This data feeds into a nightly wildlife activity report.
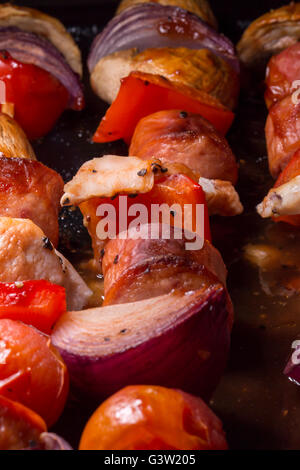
[4,0,300,450]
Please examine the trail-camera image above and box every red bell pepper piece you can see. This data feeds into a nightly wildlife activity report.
[0,280,66,334]
[144,173,211,242]
[80,172,211,264]
[0,51,70,140]
[93,72,234,145]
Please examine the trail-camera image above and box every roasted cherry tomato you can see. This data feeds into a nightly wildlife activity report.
[79,385,228,450]
[0,394,46,450]
[0,280,66,335]
[273,148,300,226]
[93,72,234,145]
[80,172,211,265]
[0,51,69,139]
[0,319,69,427]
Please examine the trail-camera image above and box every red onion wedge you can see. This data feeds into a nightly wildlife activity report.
[88,3,239,74]
[25,433,73,450]
[0,27,84,110]
[38,433,73,451]
[52,283,231,402]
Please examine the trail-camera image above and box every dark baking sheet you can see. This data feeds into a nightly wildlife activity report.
[13,0,300,450]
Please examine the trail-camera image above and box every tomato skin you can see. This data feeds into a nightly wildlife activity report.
[272,148,300,226]
[93,73,234,145]
[79,385,228,450]
[0,52,69,139]
[0,280,66,335]
[0,319,69,427]
[0,394,46,450]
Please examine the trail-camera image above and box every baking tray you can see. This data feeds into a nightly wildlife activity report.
[13,0,300,450]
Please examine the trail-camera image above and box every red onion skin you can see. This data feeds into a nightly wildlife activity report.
[24,433,73,450]
[88,4,239,74]
[0,27,84,110]
[39,433,73,450]
[52,286,230,402]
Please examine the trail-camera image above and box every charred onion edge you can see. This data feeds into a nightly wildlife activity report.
[88,4,239,74]
[0,27,84,110]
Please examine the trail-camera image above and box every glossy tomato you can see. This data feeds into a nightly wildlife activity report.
[0,394,46,450]
[0,319,69,427]
[79,385,228,450]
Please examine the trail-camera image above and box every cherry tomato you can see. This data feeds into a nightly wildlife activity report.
[0,319,69,427]
[93,72,234,145]
[0,51,69,139]
[79,385,228,450]
[0,394,46,450]
[0,280,66,335]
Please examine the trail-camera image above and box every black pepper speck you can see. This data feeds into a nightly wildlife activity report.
[179,111,188,118]
[42,237,53,250]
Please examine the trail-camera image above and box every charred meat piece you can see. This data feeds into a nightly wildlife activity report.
[129,110,238,183]
[265,93,300,178]
[102,223,229,309]
[0,156,63,246]
[265,42,300,109]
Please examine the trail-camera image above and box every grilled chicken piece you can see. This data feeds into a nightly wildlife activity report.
[129,110,238,183]
[102,222,228,305]
[265,94,300,178]
[116,0,218,29]
[63,155,241,215]
[0,156,63,246]
[91,47,238,109]
[0,217,91,310]
[265,42,300,109]
[257,175,300,219]
[61,155,161,206]
[0,3,82,76]
[199,177,243,216]
[257,148,300,225]
[237,3,300,72]
[0,113,36,160]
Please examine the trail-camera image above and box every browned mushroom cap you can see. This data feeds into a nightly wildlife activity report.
[0,113,36,160]
[0,3,82,77]
[237,3,300,72]
[116,0,218,29]
[90,47,239,109]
